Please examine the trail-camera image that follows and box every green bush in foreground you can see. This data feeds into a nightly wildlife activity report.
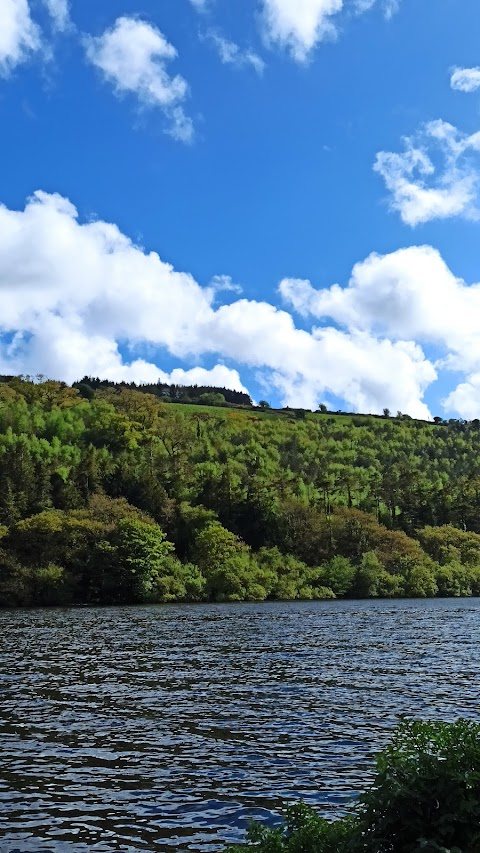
[226,720,480,853]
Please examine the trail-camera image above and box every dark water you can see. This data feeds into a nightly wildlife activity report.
[0,599,479,852]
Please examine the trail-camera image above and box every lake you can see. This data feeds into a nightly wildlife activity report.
[0,599,479,852]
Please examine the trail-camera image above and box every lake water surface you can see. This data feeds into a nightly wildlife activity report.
[0,599,479,852]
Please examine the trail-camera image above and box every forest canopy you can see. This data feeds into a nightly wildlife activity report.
[1,376,480,606]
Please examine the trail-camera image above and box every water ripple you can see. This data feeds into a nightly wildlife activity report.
[0,599,479,851]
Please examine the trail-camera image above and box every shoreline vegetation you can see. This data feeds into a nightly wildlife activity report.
[2,376,480,607]
[224,719,480,853]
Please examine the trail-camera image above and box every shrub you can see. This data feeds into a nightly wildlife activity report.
[225,720,480,853]
[227,803,356,853]
[360,719,480,852]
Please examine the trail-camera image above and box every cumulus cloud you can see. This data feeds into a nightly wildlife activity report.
[168,365,249,392]
[259,0,401,60]
[451,66,480,93]
[205,31,266,74]
[374,120,480,226]
[42,0,71,32]
[443,376,480,420]
[0,0,41,76]
[260,0,343,61]
[280,245,480,418]
[0,191,437,417]
[1,324,249,394]
[280,245,469,342]
[84,17,193,142]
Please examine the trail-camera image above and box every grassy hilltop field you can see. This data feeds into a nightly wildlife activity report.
[2,375,480,607]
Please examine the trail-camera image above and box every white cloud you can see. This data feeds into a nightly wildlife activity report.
[189,0,208,10]
[0,190,437,418]
[374,120,480,226]
[0,0,41,76]
[84,17,193,142]
[42,0,71,32]
[168,365,249,392]
[451,66,480,94]
[209,275,243,296]
[260,0,343,61]
[280,245,469,342]
[259,0,401,61]
[2,327,249,394]
[354,0,399,17]
[206,31,266,74]
[2,325,248,394]
[382,0,400,18]
[166,106,195,143]
[354,0,376,12]
[280,244,480,418]
[443,376,480,420]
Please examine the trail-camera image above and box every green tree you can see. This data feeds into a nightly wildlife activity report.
[199,392,225,406]
[401,560,438,598]
[352,551,382,598]
[435,560,479,597]
[192,521,272,600]
[320,556,356,597]
[256,547,334,600]
[95,518,183,604]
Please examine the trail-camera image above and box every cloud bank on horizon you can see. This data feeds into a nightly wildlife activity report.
[2,189,480,420]
[1,0,480,418]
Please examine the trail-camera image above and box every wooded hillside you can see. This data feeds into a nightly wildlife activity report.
[1,376,480,606]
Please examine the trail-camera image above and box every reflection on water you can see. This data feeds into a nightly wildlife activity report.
[0,599,479,851]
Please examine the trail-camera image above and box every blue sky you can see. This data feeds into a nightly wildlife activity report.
[2,0,480,417]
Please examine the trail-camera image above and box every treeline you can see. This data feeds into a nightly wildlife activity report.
[2,377,480,606]
[72,376,252,407]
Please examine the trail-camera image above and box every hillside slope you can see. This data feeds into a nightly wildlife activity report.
[1,376,480,606]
